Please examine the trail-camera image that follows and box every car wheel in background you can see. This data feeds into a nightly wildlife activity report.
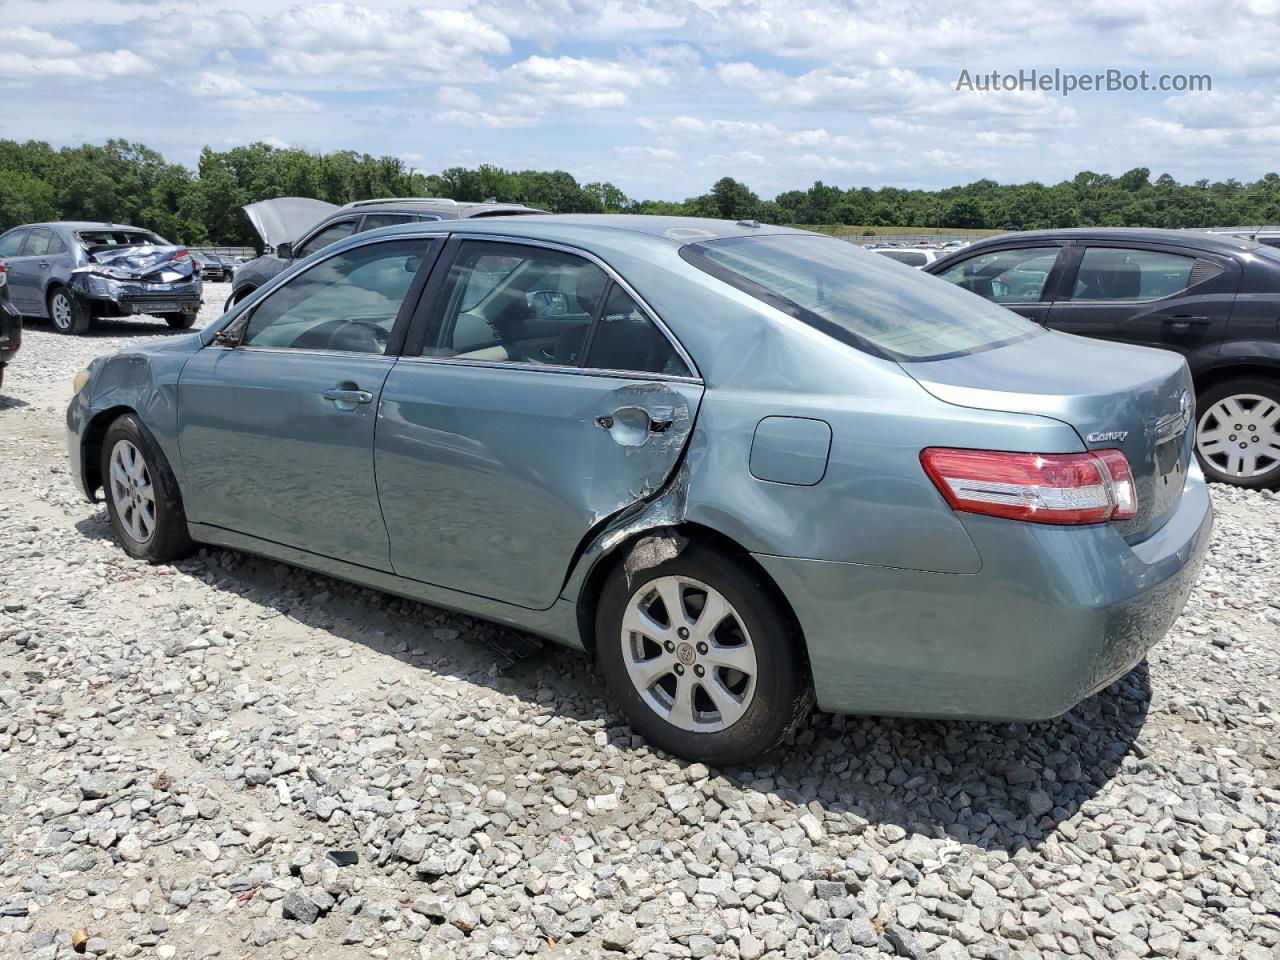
[223,287,252,312]
[100,414,196,562]
[595,541,812,765]
[162,313,196,330]
[48,286,89,335]
[1195,377,1280,489]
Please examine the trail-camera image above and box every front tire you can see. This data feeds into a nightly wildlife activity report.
[162,313,196,329]
[1195,377,1280,489]
[595,542,812,765]
[100,415,196,562]
[48,286,89,335]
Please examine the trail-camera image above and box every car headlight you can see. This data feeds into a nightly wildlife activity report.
[73,369,92,395]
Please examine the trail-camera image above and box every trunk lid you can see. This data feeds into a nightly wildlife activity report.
[905,331,1195,542]
[84,245,196,282]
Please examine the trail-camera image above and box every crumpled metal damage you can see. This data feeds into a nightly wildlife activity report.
[67,245,201,317]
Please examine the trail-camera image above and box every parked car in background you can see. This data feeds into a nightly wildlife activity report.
[68,216,1211,763]
[227,197,545,309]
[192,252,232,282]
[872,247,944,268]
[0,260,20,389]
[0,222,201,334]
[926,228,1280,489]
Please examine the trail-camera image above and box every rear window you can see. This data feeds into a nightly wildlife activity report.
[77,230,161,248]
[680,234,1042,362]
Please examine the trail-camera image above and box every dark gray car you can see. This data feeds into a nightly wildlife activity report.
[227,197,543,308]
[0,221,202,334]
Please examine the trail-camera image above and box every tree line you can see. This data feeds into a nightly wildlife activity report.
[2,138,1280,248]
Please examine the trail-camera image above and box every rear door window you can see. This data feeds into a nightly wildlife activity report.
[876,249,928,267]
[681,233,1041,362]
[937,247,1062,304]
[360,214,418,232]
[1072,248,1197,302]
[583,284,691,376]
[297,219,358,258]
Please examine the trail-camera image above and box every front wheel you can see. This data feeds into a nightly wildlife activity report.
[1195,377,1280,489]
[595,542,812,766]
[162,313,196,329]
[48,286,90,334]
[101,415,196,562]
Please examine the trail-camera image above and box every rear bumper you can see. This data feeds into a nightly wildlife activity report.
[755,464,1213,721]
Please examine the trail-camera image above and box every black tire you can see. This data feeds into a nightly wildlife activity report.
[100,414,196,563]
[1195,377,1280,490]
[595,541,812,766]
[48,285,90,335]
[224,286,253,313]
[162,313,196,329]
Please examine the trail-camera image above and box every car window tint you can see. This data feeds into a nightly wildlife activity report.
[1073,248,1197,302]
[243,239,427,354]
[360,214,416,231]
[426,241,609,366]
[0,230,26,256]
[682,234,1041,362]
[584,284,691,376]
[297,219,357,258]
[877,250,928,267]
[45,231,67,254]
[937,248,1059,303]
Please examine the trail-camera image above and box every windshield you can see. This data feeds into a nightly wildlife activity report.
[680,233,1042,362]
[78,229,162,248]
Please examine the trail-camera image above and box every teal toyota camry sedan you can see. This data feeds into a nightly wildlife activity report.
[67,216,1213,765]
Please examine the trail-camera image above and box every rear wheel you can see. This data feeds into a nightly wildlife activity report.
[162,313,196,329]
[48,286,89,334]
[1195,377,1280,489]
[101,415,196,562]
[595,542,811,765]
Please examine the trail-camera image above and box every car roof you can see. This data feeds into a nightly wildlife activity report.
[960,227,1264,254]
[358,214,812,250]
[335,198,546,218]
[9,221,152,233]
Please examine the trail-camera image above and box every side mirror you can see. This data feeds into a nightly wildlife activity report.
[213,315,248,348]
[275,242,293,260]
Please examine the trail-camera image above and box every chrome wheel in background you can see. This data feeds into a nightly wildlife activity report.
[108,439,156,543]
[621,575,757,732]
[1197,393,1280,480]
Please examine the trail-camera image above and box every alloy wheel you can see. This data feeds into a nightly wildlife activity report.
[1197,393,1280,479]
[620,575,757,733]
[108,439,157,543]
[50,291,73,331]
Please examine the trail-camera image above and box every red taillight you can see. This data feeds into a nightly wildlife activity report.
[0,260,7,287]
[921,448,1138,525]
[171,249,190,261]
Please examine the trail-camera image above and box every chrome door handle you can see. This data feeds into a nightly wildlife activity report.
[38,261,49,269]
[323,388,373,404]
[1164,315,1210,326]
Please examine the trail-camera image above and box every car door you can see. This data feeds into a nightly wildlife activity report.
[178,235,442,569]
[931,244,1068,324]
[1045,243,1237,361]
[0,229,37,313]
[376,236,704,610]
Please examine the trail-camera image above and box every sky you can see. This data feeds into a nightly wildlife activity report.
[2,0,1279,201]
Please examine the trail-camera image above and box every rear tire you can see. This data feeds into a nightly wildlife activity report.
[1195,377,1280,489]
[595,541,812,766]
[48,286,90,335]
[162,313,196,329]
[100,414,196,562]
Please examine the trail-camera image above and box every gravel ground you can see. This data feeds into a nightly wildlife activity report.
[1,285,1278,960]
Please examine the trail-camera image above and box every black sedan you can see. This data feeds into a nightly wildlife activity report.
[926,229,1280,489]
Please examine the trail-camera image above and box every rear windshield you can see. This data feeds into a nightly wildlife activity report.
[77,230,162,248]
[680,234,1042,362]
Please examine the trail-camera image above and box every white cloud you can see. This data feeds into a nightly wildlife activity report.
[615,146,680,162]
[193,72,322,113]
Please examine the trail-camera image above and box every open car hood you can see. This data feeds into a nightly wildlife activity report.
[243,197,338,248]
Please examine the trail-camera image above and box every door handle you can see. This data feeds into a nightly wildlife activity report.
[323,387,373,404]
[38,261,49,269]
[1164,315,1210,327]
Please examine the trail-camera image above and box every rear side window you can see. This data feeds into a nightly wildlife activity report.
[360,214,418,232]
[876,249,928,267]
[937,247,1061,304]
[584,284,691,377]
[681,234,1041,362]
[297,219,357,258]
[1072,248,1197,302]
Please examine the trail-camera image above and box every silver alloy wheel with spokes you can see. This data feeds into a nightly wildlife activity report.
[108,439,157,543]
[49,290,73,331]
[621,575,758,733]
[1197,393,1280,479]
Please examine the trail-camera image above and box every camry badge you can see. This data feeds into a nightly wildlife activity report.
[1087,430,1128,443]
